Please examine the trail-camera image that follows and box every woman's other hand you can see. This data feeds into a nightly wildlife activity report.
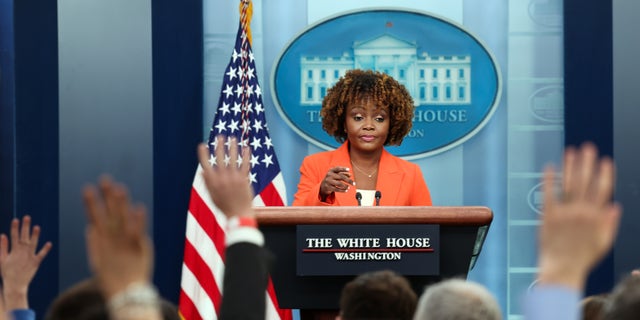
[320,166,354,200]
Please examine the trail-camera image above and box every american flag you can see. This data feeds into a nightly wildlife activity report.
[178,1,291,319]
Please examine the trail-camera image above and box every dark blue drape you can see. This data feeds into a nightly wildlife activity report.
[151,0,203,302]
[564,0,614,295]
[1,0,60,316]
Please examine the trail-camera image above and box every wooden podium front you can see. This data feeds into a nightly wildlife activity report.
[255,206,492,318]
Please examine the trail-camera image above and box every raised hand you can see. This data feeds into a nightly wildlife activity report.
[537,142,621,290]
[0,215,52,310]
[0,292,4,320]
[82,176,153,299]
[198,136,254,218]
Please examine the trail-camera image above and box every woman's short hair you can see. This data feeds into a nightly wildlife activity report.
[320,69,415,146]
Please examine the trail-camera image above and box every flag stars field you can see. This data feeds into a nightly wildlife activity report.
[264,136,273,150]
[226,66,237,80]
[253,119,263,133]
[250,154,260,168]
[220,102,230,115]
[251,137,262,150]
[228,119,239,133]
[232,102,242,115]
[214,120,226,133]
[223,85,233,98]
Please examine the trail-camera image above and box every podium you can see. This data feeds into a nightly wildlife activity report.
[255,206,492,315]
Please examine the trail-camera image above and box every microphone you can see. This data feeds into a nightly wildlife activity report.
[355,192,362,206]
[375,191,382,206]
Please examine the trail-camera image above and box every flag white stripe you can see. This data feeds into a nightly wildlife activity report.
[185,210,226,290]
[253,195,266,207]
[181,263,218,320]
[271,173,287,204]
[265,292,280,320]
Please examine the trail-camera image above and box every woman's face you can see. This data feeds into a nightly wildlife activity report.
[344,98,390,154]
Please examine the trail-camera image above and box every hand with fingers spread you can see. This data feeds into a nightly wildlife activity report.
[319,166,354,201]
[82,176,162,320]
[82,176,153,300]
[0,290,5,320]
[198,136,254,218]
[537,142,622,291]
[0,215,52,311]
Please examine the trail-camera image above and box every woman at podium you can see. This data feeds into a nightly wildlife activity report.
[292,69,432,207]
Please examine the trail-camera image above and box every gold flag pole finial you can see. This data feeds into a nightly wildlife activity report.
[239,0,253,45]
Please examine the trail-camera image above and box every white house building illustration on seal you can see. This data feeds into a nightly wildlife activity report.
[299,33,471,106]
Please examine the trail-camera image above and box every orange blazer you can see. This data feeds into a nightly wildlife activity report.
[292,142,432,206]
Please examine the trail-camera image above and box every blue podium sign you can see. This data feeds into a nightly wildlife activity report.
[296,224,440,276]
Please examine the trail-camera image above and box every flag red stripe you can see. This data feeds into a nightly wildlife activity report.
[183,239,223,313]
[259,182,285,206]
[189,187,226,258]
[267,278,292,320]
[179,289,204,320]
